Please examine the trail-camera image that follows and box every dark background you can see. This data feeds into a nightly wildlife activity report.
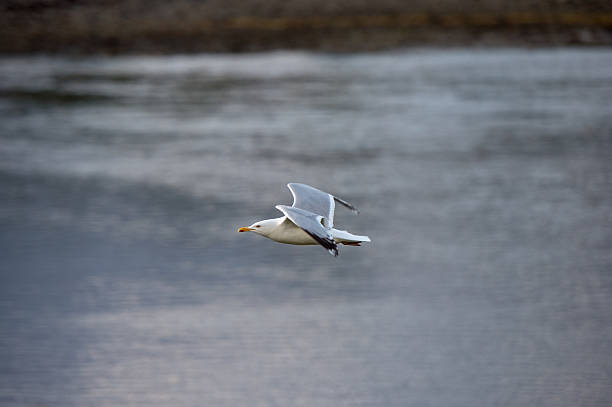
[2,0,612,53]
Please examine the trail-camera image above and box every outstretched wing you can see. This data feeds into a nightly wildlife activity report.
[275,205,338,256]
[287,183,358,228]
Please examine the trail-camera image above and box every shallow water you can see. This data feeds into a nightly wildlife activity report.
[1,48,611,406]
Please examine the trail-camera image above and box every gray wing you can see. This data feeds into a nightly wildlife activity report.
[276,205,338,256]
[287,183,358,228]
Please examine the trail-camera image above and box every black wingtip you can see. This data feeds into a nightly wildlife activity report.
[304,230,338,257]
[334,196,359,215]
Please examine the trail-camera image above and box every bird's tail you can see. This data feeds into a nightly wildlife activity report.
[331,228,371,244]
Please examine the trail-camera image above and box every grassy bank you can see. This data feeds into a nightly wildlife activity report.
[2,0,612,53]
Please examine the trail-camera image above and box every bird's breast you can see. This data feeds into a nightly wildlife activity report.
[267,222,318,245]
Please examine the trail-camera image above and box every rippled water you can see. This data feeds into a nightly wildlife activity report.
[1,48,611,406]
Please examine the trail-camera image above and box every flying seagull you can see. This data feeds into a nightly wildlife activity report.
[237,183,370,256]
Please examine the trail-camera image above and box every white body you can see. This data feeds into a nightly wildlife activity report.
[260,217,370,245]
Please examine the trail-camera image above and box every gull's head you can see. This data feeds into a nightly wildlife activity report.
[237,219,277,236]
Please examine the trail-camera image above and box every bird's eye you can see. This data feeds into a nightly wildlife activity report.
[255,225,261,228]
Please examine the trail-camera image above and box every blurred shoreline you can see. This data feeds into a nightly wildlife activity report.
[2,0,612,53]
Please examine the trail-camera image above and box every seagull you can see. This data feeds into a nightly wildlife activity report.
[237,183,370,256]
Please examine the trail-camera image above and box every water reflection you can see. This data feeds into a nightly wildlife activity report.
[1,49,611,406]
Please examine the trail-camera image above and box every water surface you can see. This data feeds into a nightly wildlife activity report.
[1,48,611,406]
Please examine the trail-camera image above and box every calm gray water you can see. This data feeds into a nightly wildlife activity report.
[1,48,611,406]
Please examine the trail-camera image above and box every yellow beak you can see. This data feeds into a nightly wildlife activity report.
[237,227,254,232]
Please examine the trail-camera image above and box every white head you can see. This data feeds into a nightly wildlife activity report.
[237,218,280,237]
